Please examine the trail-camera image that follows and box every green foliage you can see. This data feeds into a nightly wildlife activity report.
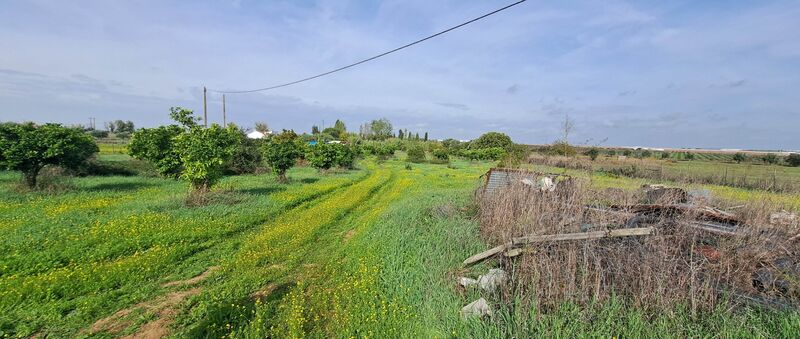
[333,120,346,133]
[406,145,426,163]
[254,122,270,133]
[116,131,131,140]
[661,151,670,159]
[622,149,632,156]
[225,133,264,175]
[169,107,199,128]
[684,152,695,160]
[552,141,577,156]
[585,147,600,161]
[0,122,98,188]
[307,143,337,170]
[461,147,507,161]
[640,150,652,158]
[441,139,464,153]
[174,124,241,191]
[499,144,530,168]
[262,130,302,181]
[322,127,341,139]
[423,132,428,141]
[733,152,747,163]
[432,148,449,162]
[762,153,778,165]
[369,118,393,140]
[470,132,513,150]
[128,124,184,178]
[787,153,800,167]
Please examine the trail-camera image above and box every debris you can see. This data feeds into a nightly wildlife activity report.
[459,277,478,288]
[642,184,688,204]
[463,227,653,266]
[482,168,568,193]
[770,211,798,227]
[504,248,523,257]
[688,189,713,204]
[461,298,492,319]
[477,269,507,291]
[463,243,510,266]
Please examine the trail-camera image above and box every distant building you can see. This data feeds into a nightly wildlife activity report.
[246,130,272,139]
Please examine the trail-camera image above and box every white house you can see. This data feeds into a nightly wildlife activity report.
[246,130,272,139]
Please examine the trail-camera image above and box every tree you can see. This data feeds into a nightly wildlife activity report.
[786,153,800,167]
[424,132,428,141]
[255,122,270,133]
[0,123,98,188]
[307,143,339,170]
[129,125,184,178]
[322,127,341,139]
[762,153,778,165]
[470,132,513,150]
[333,120,346,133]
[398,129,405,140]
[311,125,320,135]
[174,124,240,191]
[262,130,302,182]
[105,121,117,133]
[369,118,393,140]
[585,147,600,161]
[406,145,426,163]
[661,151,670,159]
[733,152,747,163]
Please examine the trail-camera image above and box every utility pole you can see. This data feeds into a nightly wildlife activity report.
[222,94,227,126]
[203,86,208,128]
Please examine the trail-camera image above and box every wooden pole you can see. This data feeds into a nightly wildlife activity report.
[203,86,208,128]
[222,94,227,126]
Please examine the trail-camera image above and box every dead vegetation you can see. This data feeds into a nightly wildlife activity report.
[473,170,800,315]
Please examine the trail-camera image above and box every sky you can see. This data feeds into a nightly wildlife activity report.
[1,0,799,150]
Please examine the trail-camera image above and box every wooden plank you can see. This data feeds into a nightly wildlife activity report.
[463,228,653,266]
[511,227,653,246]
[462,243,510,266]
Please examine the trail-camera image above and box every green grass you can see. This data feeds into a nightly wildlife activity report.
[1,158,798,337]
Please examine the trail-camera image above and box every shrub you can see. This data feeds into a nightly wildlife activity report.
[661,151,670,159]
[262,130,302,182]
[551,141,577,156]
[432,148,449,162]
[225,135,264,175]
[585,148,600,161]
[684,152,695,160]
[499,144,529,167]
[462,147,507,161]
[116,131,131,140]
[128,124,184,178]
[406,145,426,163]
[762,153,778,165]
[469,132,513,150]
[641,150,652,158]
[787,153,800,167]
[307,143,339,171]
[174,124,241,191]
[0,122,98,188]
[333,144,359,169]
[733,152,747,163]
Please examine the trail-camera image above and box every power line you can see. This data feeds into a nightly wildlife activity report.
[209,0,527,94]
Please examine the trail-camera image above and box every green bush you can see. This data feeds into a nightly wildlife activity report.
[0,122,98,188]
[128,124,184,178]
[786,153,800,167]
[585,148,600,161]
[406,145,426,163]
[174,124,241,191]
[262,130,302,181]
[762,153,778,165]
[225,135,264,175]
[307,143,338,171]
[733,152,747,163]
[461,147,506,161]
[469,132,513,150]
[432,148,449,162]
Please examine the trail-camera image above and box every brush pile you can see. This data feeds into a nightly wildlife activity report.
[469,169,800,314]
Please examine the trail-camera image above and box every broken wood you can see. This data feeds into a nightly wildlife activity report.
[512,227,653,246]
[462,243,510,266]
[463,227,653,266]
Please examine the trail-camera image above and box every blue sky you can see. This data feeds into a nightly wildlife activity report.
[1,0,799,150]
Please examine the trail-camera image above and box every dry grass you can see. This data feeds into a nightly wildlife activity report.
[476,174,800,315]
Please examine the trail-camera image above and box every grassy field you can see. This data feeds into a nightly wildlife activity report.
[1,157,798,337]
